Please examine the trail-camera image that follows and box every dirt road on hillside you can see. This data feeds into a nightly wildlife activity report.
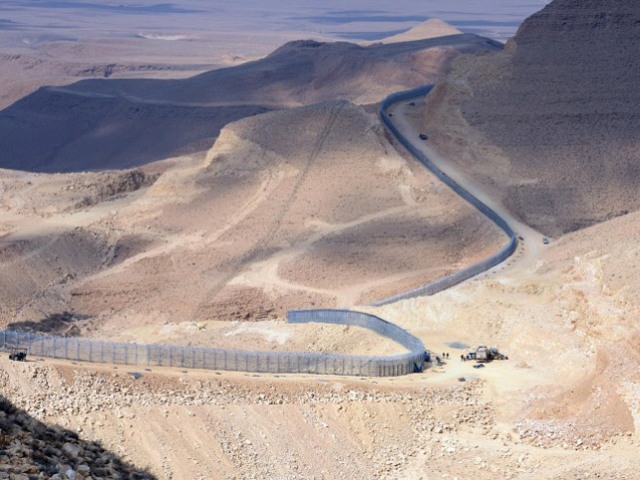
[389,98,546,278]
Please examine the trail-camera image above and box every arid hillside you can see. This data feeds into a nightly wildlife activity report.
[0,395,154,479]
[379,19,462,44]
[0,100,505,336]
[0,34,501,173]
[421,0,640,236]
[1,207,639,479]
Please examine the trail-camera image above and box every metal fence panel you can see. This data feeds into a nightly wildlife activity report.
[373,85,517,306]
[0,309,426,377]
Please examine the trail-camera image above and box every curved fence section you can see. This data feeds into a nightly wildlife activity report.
[0,310,426,377]
[373,85,517,305]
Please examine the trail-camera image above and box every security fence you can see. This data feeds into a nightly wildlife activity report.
[1,309,426,377]
[374,85,517,305]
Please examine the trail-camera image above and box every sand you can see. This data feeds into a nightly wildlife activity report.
[1,1,639,478]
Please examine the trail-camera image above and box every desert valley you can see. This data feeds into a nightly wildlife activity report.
[1,0,640,479]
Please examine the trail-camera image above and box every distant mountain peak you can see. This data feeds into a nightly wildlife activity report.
[380,18,462,44]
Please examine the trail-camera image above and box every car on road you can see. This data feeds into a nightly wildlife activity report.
[543,237,549,245]
[419,133,428,140]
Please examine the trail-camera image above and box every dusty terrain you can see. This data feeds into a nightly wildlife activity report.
[2,0,640,479]
[0,34,501,173]
[420,0,640,237]
[3,206,640,479]
[0,99,505,338]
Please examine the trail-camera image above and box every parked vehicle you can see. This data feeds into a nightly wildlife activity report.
[9,347,27,362]
[474,346,508,363]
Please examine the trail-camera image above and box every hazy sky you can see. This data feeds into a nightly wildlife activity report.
[1,1,552,41]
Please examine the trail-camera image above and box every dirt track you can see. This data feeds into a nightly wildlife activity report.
[389,98,547,278]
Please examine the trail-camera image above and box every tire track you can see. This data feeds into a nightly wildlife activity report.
[200,102,344,304]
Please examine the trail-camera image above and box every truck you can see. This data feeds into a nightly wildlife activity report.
[8,347,27,362]
[474,346,507,363]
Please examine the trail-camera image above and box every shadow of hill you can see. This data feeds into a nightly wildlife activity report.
[9,311,91,337]
[0,34,501,173]
[0,396,155,479]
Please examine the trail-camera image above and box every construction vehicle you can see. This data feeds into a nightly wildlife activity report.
[474,346,507,363]
[8,347,27,362]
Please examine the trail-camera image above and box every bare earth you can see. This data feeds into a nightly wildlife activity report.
[2,3,640,480]
[0,99,504,339]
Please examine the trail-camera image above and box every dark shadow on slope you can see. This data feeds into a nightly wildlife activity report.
[9,311,91,336]
[0,396,156,478]
[0,34,501,173]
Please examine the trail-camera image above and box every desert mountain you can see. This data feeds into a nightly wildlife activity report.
[421,0,640,236]
[379,19,462,44]
[0,101,504,330]
[0,34,500,173]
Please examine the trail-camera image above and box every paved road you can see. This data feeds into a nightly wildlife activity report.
[386,97,548,280]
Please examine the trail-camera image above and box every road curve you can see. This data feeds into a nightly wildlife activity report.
[373,85,547,306]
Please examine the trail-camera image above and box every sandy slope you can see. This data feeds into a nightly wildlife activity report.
[1,3,639,478]
[4,207,640,480]
[0,101,504,339]
[378,19,462,44]
[0,34,501,173]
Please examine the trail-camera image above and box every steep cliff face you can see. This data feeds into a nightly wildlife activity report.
[455,0,640,234]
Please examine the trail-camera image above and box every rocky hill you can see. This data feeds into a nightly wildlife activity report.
[0,100,505,329]
[0,34,500,173]
[0,396,154,479]
[423,0,640,235]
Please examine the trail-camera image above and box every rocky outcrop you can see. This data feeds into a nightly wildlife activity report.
[0,396,154,479]
[447,0,640,235]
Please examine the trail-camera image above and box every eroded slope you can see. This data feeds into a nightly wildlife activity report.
[421,0,640,236]
[0,35,501,173]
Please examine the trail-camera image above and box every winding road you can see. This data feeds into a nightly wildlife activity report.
[3,84,549,378]
[375,87,548,305]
